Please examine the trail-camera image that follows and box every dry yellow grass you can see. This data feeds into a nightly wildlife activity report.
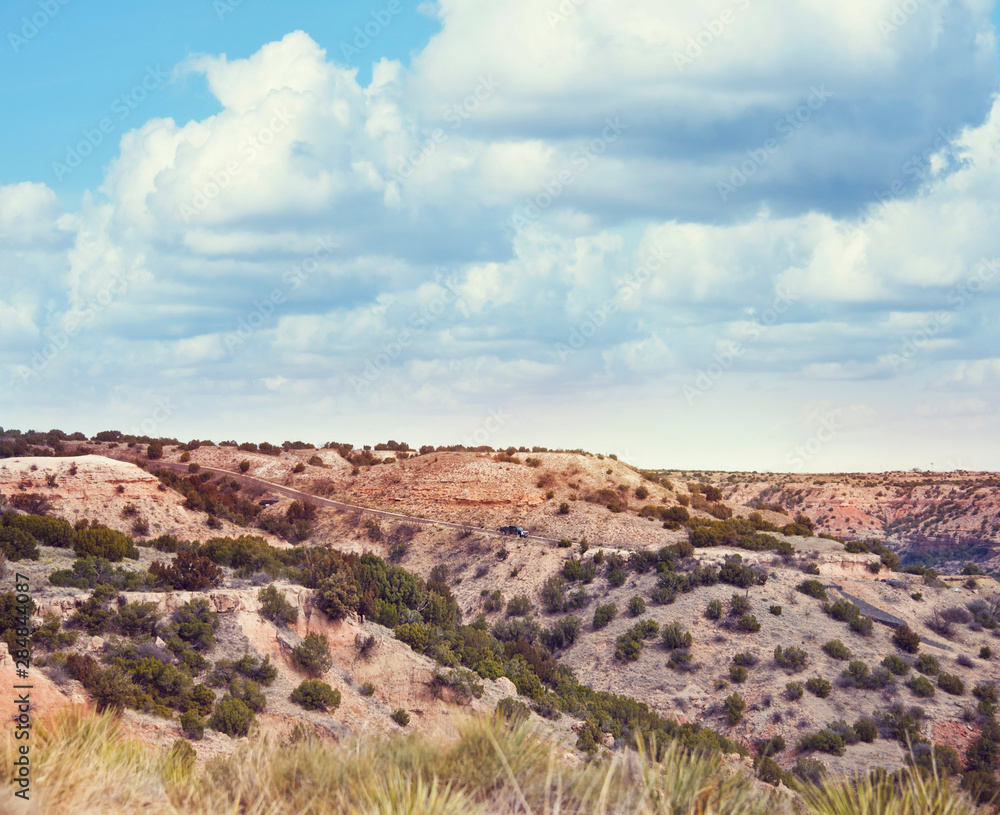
[3,707,988,815]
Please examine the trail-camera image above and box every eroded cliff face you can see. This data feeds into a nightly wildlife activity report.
[0,455,285,545]
[28,583,520,760]
[716,473,1000,572]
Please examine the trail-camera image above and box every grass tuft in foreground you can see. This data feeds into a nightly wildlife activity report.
[2,707,989,814]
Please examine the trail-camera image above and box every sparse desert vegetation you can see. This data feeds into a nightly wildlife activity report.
[2,430,1000,811]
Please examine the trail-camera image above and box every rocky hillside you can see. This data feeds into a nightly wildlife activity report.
[655,470,1000,575]
[2,439,1000,805]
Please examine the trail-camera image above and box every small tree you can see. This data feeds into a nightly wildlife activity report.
[292,632,333,677]
[593,603,617,629]
[151,549,223,591]
[627,596,646,617]
[540,577,566,613]
[314,573,360,621]
[180,710,206,740]
[893,624,921,654]
[661,622,693,649]
[823,640,851,660]
[258,585,298,626]
[805,677,832,698]
[208,695,254,737]
[290,680,341,711]
[724,692,745,724]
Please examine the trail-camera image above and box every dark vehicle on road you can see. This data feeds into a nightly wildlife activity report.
[499,525,528,537]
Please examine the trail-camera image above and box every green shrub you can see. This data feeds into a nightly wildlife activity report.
[113,602,161,638]
[729,665,748,683]
[85,665,136,712]
[607,568,627,588]
[661,621,693,650]
[391,709,410,727]
[209,654,277,688]
[797,580,827,599]
[961,770,1000,806]
[732,652,758,667]
[907,675,935,698]
[314,573,360,621]
[915,653,940,675]
[474,658,504,679]
[719,561,757,589]
[882,654,910,676]
[180,710,205,739]
[729,594,751,616]
[937,672,964,696]
[736,614,760,633]
[208,695,255,737]
[506,594,532,617]
[769,605,782,616]
[482,589,504,612]
[841,660,872,688]
[68,585,116,635]
[773,645,809,672]
[496,697,530,726]
[74,526,139,561]
[292,633,333,677]
[0,527,39,561]
[290,680,341,711]
[907,743,962,777]
[724,692,745,724]
[169,599,219,651]
[849,615,874,637]
[31,612,77,651]
[798,729,846,756]
[755,756,791,786]
[539,615,581,651]
[627,596,646,617]
[805,677,832,698]
[854,717,878,743]
[228,678,267,713]
[979,646,991,660]
[3,513,75,548]
[188,684,215,716]
[823,640,851,660]
[539,577,566,613]
[430,668,484,703]
[893,624,921,653]
[593,603,617,629]
[258,585,298,626]
[705,599,722,620]
[757,734,786,758]
[150,550,223,591]
[49,557,147,591]
[614,632,642,662]
[824,599,859,623]
[786,681,804,700]
[793,757,827,784]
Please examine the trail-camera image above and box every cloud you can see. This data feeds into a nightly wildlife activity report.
[3,13,1000,469]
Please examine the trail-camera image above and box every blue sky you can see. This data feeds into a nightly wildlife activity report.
[2,0,1000,472]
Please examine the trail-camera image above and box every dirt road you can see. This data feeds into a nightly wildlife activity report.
[153,461,563,547]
